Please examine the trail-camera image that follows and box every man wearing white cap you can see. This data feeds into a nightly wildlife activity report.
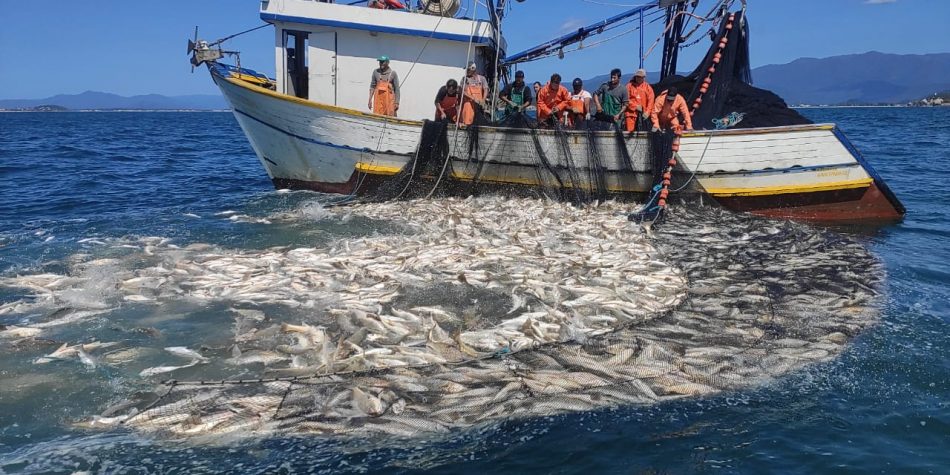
[626,68,655,132]
[368,55,400,116]
[459,61,488,125]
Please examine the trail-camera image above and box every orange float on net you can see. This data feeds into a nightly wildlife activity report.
[673,128,683,136]
[708,66,716,74]
[662,172,672,180]
[668,159,677,166]
[714,52,722,61]
[662,179,671,186]
[726,22,734,30]
[703,77,713,85]
[671,144,680,152]
[721,37,729,44]
[659,189,669,199]
[690,110,696,116]
[700,85,709,94]
[719,42,727,49]
[712,57,721,65]
[658,198,667,207]
[694,97,703,105]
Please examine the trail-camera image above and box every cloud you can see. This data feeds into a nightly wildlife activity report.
[559,18,586,34]
[864,0,896,4]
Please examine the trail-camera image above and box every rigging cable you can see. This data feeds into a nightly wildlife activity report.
[426,0,481,199]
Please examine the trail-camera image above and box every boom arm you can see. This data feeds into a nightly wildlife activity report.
[502,1,660,65]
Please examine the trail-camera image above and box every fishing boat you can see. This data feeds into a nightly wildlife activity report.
[191,0,905,224]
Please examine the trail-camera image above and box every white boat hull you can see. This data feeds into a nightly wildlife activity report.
[212,64,904,223]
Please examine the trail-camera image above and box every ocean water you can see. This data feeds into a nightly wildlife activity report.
[0,108,947,474]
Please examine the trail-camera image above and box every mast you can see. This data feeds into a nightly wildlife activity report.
[659,0,690,81]
[487,0,503,120]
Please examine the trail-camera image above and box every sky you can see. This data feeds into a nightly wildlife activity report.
[0,0,948,99]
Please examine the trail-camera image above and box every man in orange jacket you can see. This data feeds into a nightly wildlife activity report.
[651,86,693,132]
[537,73,571,126]
[626,68,654,132]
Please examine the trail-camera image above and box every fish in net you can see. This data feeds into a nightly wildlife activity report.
[55,200,881,441]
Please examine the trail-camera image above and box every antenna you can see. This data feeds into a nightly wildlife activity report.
[188,26,199,73]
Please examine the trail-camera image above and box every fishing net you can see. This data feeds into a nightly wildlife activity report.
[655,11,812,130]
[57,200,881,441]
[358,111,676,210]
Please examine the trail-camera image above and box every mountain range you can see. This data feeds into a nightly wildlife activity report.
[584,52,950,106]
[2,52,949,109]
[0,91,228,111]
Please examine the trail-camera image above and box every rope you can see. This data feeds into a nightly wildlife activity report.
[639,9,736,226]
[671,132,712,193]
[211,23,271,47]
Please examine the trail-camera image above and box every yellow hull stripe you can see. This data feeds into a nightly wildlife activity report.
[221,76,423,127]
[355,162,403,175]
[705,178,873,197]
[356,164,871,196]
[228,72,274,87]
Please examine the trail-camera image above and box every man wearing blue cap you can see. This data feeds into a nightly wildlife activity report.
[368,56,400,116]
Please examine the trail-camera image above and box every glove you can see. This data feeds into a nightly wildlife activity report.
[636,106,643,113]
[651,127,660,133]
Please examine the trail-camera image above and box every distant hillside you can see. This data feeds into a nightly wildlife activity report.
[0,91,228,110]
[755,52,950,105]
[582,52,950,106]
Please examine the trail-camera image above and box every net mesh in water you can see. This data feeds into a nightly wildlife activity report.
[113,206,882,440]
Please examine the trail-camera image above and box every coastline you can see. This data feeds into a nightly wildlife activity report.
[0,109,232,113]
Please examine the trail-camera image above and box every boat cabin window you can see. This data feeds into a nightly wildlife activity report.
[284,30,309,99]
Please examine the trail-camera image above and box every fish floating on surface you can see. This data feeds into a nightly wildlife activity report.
[0,197,883,440]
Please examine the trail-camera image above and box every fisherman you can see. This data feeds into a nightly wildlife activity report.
[625,69,655,132]
[368,56,400,117]
[459,61,489,126]
[434,79,460,122]
[567,78,591,129]
[536,73,571,126]
[500,70,533,117]
[593,68,629,127]
[651,86,693,133]
[532,82,543,121]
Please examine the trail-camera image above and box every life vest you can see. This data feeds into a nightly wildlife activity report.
[373,75,396,117]
[436,92,459,121]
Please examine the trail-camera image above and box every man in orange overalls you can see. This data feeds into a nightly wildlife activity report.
[459,61,488,126]
[626,68,655,132]
[651,86,693,133]
[567,78,591,129]
[368,56,400,117]
[537,73,571,126]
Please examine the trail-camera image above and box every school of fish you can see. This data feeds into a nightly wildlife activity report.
[0,196,882,441]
